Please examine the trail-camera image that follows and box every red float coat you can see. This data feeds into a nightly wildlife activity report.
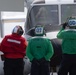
[0,34,28,59]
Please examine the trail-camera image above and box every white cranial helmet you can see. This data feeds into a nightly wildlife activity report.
[12,25,24,35]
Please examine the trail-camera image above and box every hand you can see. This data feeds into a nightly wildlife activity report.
[39,57,46,63]
[32,58,40,65]
[62,22,68,29]
[32,58,37,62]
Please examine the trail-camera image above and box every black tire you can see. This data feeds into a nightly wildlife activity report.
[50,38,62,67]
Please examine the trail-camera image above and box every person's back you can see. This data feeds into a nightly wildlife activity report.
[57,17,76,75]
[57,29,76,54]
[26,25,54,75]
[1,34,27,58]
[27,36,53,61]
[0,25,28,75]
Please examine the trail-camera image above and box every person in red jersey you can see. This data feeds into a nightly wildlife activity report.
[0,25,28,75]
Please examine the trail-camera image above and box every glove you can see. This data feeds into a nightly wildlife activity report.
[32,58,40,65]
[62,22,68,29]
[39,57,46,64]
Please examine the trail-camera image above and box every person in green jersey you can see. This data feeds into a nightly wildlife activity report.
[26,25,54,75]
[57,17,76,75]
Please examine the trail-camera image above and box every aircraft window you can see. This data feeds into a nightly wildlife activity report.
[30,5,59,26]
[26,5,60,33]
[61,4,76,23]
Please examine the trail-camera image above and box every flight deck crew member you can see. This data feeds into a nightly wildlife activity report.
[0,25,28,75]
[26,25,54,75]
[57,17,76,75]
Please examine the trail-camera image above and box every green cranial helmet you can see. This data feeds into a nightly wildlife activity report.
[35,25,45,36]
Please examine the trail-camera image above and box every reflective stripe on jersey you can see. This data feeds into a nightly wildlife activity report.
[7,39,21,44]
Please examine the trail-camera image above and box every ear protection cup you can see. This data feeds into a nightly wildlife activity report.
[17,26,24,35]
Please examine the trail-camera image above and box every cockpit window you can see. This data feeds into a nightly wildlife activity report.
[61,4,76,23]
[25,5,59,34]
[31,5,59,26]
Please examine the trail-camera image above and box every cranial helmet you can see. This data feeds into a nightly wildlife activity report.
[12,25,24,35]
[35,25,45,36]
[67,17,76,28]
